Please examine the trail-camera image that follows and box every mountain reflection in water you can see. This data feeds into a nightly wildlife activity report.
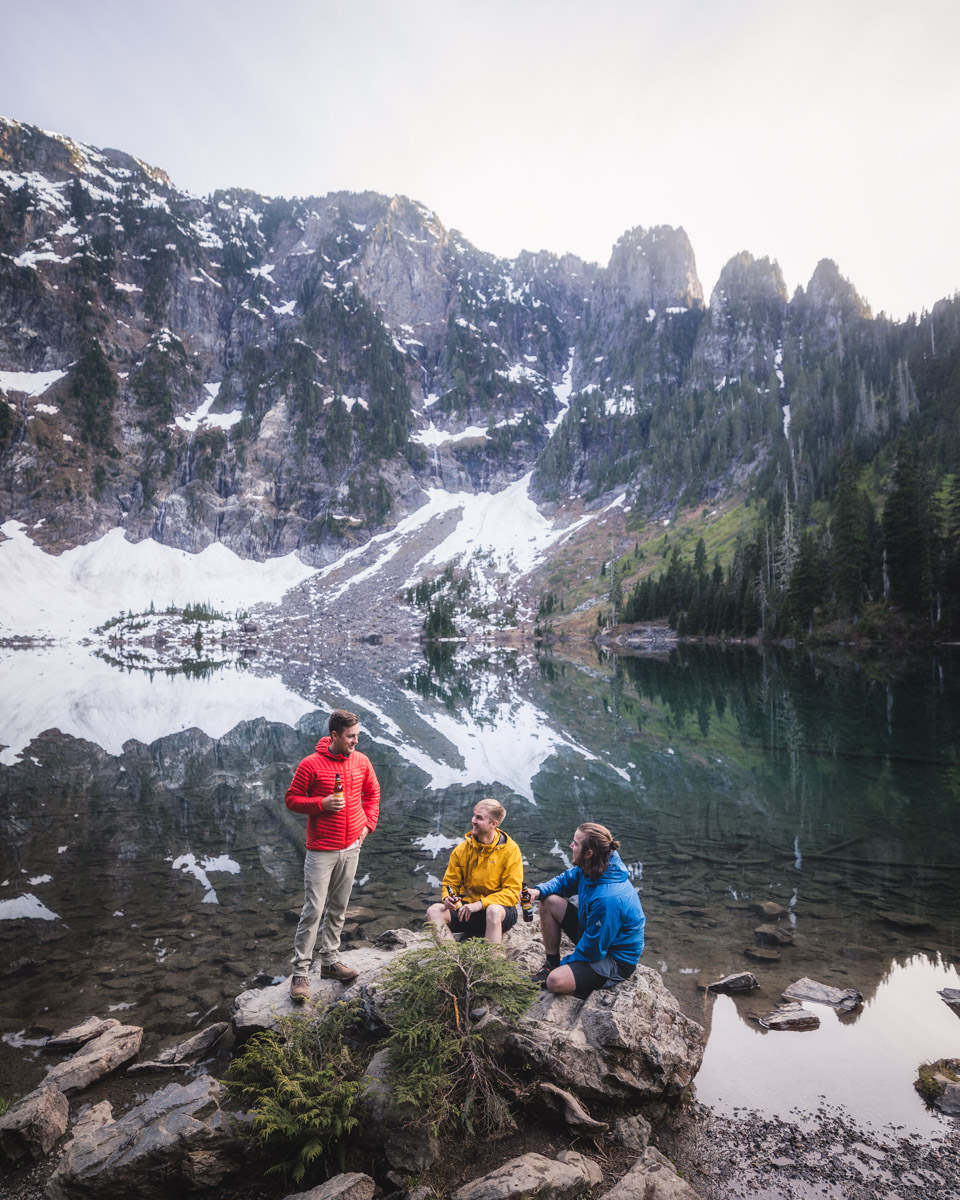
[1,642,958,1135]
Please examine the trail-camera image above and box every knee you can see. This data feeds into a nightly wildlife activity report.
[485,905,504,929]
[426,903,448,923]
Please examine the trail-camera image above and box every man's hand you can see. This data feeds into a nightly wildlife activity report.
[358,825,370,843]
[458,901,482,922]
[321,791,346,813]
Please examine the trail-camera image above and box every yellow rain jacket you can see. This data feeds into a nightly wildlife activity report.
[441,830,523,909]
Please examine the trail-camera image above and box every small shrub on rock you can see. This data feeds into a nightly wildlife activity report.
[380,936,539,1136]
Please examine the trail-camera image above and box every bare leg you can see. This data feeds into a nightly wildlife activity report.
[545,964,578,994]
[484,904,505,943]
[538,894,567,956]
[426,902,455,941]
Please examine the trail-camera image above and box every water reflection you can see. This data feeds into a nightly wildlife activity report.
[1,642,959,1135]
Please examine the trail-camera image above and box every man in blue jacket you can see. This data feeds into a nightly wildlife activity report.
[526,822,644,996]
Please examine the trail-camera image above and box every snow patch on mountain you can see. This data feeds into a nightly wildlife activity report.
[0,520,316,639]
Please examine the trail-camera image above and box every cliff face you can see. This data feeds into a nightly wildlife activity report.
[0,114,945,567]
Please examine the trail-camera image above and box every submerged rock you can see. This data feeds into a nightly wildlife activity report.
[878,910,935,930]
[754,923,794,946]
[743,946,781,963]
[782,977,862,1012]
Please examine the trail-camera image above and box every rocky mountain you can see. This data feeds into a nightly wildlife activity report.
[1,115,956,608]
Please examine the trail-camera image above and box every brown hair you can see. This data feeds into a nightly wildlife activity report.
[577,822,620,880]
[329,709,359,735]
[475,798,506,825]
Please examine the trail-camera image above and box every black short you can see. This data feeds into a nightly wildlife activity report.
[453,903,518,940]
[555,898,636,997]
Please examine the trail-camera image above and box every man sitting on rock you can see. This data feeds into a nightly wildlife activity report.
[426,799,523,943]
[526,822,644,996]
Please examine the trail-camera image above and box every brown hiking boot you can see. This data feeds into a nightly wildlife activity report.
[289,974,311,1002]
[320,961,359,983]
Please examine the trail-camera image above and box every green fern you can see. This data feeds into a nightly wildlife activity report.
[223,999,368,1184]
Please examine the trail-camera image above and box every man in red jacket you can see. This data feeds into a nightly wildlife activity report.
[285,709,380,1001]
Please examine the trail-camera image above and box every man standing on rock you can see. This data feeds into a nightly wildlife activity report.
[526,822,644,996]
[426,799,523,943]
[285,709,380,1001]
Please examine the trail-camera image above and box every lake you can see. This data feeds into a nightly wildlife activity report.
[1,640,959,1138]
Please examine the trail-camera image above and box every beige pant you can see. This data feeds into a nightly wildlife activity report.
[292,840,361,973]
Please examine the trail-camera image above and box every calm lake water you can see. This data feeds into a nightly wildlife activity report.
[1,641,959,1137]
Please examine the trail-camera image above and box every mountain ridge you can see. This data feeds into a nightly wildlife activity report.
[2,112,958,640]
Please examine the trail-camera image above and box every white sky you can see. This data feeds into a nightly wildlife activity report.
[2,1,958,318]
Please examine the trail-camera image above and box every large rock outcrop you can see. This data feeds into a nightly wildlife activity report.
[45,1074,239,1200]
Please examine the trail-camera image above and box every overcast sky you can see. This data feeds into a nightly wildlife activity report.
[2,0,957,319]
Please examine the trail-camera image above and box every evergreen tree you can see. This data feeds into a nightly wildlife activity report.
[789,528,826,632]
[883,436,929,615]
[72,338,117,449]
[831,446,869,616]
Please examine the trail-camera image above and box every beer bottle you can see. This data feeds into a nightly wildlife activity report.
[332,772,344,801]
[521,883,533,922]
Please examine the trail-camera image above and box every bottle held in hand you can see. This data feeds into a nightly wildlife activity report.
[521,884,533,922]
[330,772,345,811]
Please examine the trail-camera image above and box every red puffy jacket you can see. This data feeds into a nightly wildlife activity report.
[284,736,380,851]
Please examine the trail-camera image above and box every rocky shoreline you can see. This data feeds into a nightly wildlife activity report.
[2,920,957,1200]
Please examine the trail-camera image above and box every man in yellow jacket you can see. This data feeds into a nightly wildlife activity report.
[426,799,523,942]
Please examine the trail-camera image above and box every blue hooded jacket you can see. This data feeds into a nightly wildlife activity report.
[537,850,645,966]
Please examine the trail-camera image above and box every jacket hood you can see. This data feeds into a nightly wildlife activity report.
[316,735,351,760]
[591,850,630,885]
[463,830,509,851]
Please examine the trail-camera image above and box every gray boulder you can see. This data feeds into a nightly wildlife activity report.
[127,1021,230,1074]
[358,1048,439,1174]
[44,1018,121,1053]
[44,1024,143,1095]
[506,965,704,1103]
[45,1074,239,1200]
[279,1174,376,1200]
[600,1147,703,1199]
[233,934,428,1039]
[451,1150,602,1200]
[0,1084,68,1161]
[706,972,758,993]
[939,987,960,1014]
[609,1113,652,1153]
[756,1002,820,1031]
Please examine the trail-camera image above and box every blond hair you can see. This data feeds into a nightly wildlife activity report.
[475,798,506,825]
